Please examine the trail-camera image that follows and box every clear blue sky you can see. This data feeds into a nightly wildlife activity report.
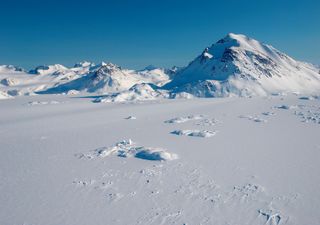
[0,0,319,69]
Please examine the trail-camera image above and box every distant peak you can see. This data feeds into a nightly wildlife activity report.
[0,65,24,72]
[98,61,107,67]
[74,61,93,68]
[29,64,67,74]
[97,62,120,69]
[96,62,121,73]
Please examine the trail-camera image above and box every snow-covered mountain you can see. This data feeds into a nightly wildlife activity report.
[29,64,68,75]
[0,63,92,98]
[0,65,25,73]
[165,33,320,97]
[0,62,173,98]
[1,33,320,100]
[41,62,171,94]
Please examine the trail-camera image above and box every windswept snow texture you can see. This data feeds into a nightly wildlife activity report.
[165,33,320,97]
[1,94,320,225]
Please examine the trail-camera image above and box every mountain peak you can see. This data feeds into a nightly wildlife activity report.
[98,62,121,69]
[165,33,320,96]
[74,61,94,68]
[29,64,67,75]
[208,33,264,59]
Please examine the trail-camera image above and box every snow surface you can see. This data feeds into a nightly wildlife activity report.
[1,33,320,225]
[1,93,320,225]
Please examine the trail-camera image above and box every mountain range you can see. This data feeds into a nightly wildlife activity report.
[1,33,319,101]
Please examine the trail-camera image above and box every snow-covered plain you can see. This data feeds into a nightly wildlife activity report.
[1,33,320,224]
[1,93,320,225]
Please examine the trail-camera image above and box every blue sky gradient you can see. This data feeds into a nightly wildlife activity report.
[0,0,319,69]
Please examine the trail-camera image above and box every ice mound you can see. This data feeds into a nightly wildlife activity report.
[1,78,19,86]
[294,107,320,124]
[171,129,216,138]
[299,96,315,100]
[125,116,137,120]
[66,89,80,95]
[135,148,178,161]
[82,139,177,161]
[275,104,299,110]
[27,100,61,106]
[0,91,13,100]
[239,115,267,123]
[164,115,204,124]
[7,89,22,96]
[258,209,282,225]
[170,91,195,99]
[262,111,275,116]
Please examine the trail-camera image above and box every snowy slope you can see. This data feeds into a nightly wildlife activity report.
[136,65,177,86]
[166,33,320,97]
[94,83,169,103]
[1,93,320,225]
